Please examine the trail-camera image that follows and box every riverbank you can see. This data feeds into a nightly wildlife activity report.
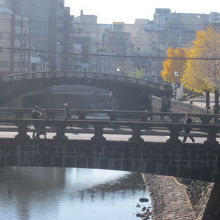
[142,174,195,220]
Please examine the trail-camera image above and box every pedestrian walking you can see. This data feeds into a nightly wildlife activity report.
[182,112,195,143]
[31,106,40,138]
[36,109,48,139]
[64,103,71,119]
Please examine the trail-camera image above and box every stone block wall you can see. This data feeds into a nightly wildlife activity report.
[178,179,213,220]
[142,174,195,220]
[142,172,220,220]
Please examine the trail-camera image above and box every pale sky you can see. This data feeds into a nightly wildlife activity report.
[65,0,220,24]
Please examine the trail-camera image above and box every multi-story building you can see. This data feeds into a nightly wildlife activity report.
[63,7,74,70]
[30,51,49,72]
[72,10,100,71]
[9,0,72,70]
[121,8,211,81]
[89,22,134,75]
[0,0,31,74]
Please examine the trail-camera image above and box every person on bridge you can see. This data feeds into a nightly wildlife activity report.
[182,113,195,143]
[36,109,48,139]
[31,106,40,138]
[64,103,71,119]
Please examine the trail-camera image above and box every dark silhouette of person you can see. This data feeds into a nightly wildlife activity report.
[36,109,47,139]
[182,113,195,143]
[31,106,40,138]
[64,103,71,119]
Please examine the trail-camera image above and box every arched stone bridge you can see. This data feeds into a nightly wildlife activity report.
[0,71,171,109]
[0,108,219,183]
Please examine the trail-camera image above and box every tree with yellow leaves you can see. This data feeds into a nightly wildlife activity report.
[161,47,187,83]
[181,27,220,110]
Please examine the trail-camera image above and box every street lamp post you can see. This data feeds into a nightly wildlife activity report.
[174,71,179,100]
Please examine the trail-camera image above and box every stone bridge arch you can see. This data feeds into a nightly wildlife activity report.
[0,71,171,110]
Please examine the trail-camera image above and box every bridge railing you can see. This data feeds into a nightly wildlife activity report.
[0,118,218,144]
[170,99,207,114]
[0,71,170,97]
[0,107,217,123]
[0,107,217,124]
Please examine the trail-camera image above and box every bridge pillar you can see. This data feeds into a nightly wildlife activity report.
[53,124,68,140]
[204,127,218,144]
[166,126,181,143]
[129,125,144,143]
[161,96,170,112]
[78,112,86,120]
[15,122,30,140]
[91,125,106,142]
[107,112,117,121]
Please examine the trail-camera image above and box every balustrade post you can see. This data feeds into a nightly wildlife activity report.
[108,112,117,121]
[78,112,86,120]
[15,109,24,118]
[15,121,30,140]
[169,115,180,123]
[91,125,106,142]
[140,112,149,122]
[53,123,68,140]
[129,125,144,143]
[166,126,181,143]
[204,127,218,144]
[47,110,55,119]
[200,115,211,124]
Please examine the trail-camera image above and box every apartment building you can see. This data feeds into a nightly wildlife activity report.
[9,0,72,70]
[0,0,31,74]
[121,9,211,81]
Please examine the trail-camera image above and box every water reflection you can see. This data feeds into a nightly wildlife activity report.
[0,167,151,220]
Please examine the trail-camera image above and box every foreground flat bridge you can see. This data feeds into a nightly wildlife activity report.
[0,109,220,182]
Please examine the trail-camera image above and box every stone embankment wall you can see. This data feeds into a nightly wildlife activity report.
[142,174,195,220]
[142,174,220,220]
[147,96,219,219]
[202,183,220,219]
[178,179,214,220]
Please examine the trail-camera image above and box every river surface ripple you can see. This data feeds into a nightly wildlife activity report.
[0,167,152,220]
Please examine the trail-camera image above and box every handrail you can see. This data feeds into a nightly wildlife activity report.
[0,117,218,144]
[0,108,217,124]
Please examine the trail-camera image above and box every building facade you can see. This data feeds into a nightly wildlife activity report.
[9,0,72,70]
[0,0,31,74]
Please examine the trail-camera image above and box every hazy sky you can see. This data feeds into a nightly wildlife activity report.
[65,0,220,24]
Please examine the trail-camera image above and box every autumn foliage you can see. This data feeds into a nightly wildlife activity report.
[161,47,187,83]
[161,27,220,94]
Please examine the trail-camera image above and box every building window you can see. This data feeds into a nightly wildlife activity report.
[31,63,37,71]
[0,61,9,68]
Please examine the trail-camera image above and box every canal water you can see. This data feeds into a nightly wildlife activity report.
[0,167,152,220]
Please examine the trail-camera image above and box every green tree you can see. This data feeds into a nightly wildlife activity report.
[128,68,145,79]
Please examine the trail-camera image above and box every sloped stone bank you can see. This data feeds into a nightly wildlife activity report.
[178,179,214,220]
[179,179,220,220]
[142,174,195,220]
